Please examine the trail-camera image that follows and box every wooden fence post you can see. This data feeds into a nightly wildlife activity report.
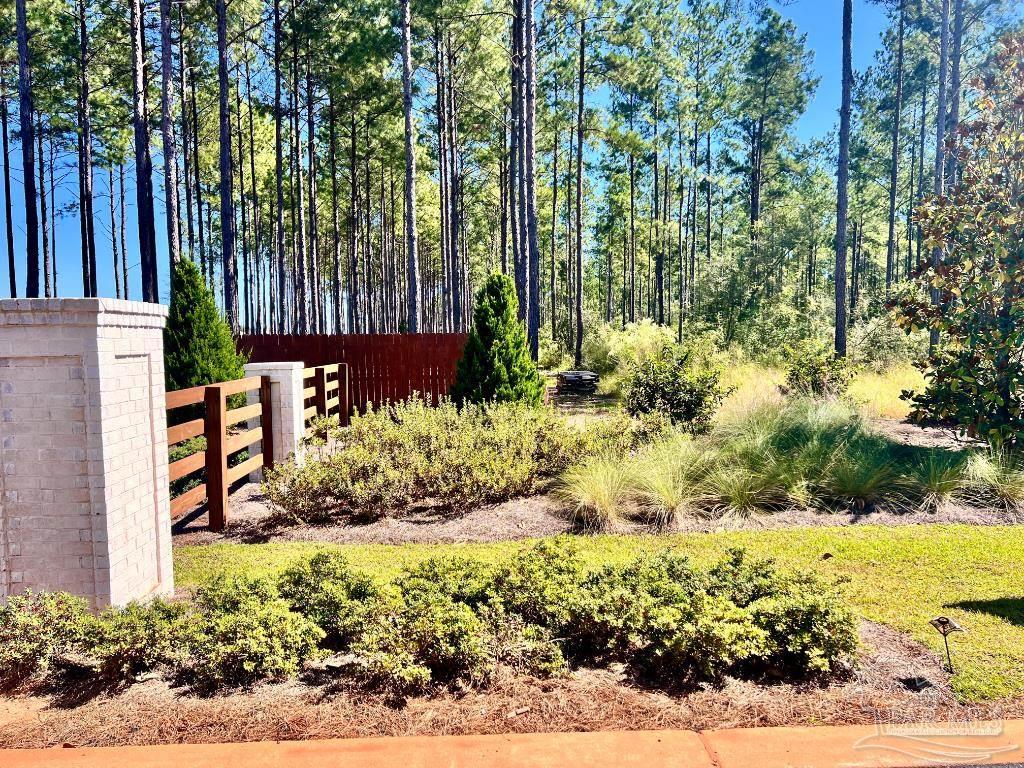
[314,365,328,418]
[339,363,351,426]
[205,385,228,531]
[260,375,275,474]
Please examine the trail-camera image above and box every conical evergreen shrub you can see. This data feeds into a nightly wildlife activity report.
[164,258,246,392]
[450,273,543,406]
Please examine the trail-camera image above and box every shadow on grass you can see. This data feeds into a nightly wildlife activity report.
[945,598,1024,627]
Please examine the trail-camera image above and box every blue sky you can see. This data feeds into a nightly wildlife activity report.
[1,0,893,303]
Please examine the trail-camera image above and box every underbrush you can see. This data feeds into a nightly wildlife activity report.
[556,399,998,529]
[263,397,669,524]
[0,543,856,698]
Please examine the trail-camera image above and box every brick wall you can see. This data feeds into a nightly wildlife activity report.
[0,298,173,609]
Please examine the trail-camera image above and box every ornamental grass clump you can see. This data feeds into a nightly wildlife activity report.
[555,454,633,531]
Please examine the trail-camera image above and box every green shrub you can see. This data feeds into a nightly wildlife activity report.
[0,592,94,686]
[278,553,381,649]
[164,258,246,394]
[622,347,727,433]
[93,600,197,681]
[354,592,492,697]
[394,556,492,609]
[783,339,853,398]
[488,614,566,677]
[568,549,856,685]
[582,320,676,376]
[747,574,858,676]
[451,273,543,406]
[263,397,587,521]
[488,538,583,630]
[191,575,325,688]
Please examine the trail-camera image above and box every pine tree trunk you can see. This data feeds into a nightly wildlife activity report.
[0,72,15,297]
[573,17,585,368]
[77,0,98,296]
[524,0,540,358]
[180,13,195,260]
[216,0,236,324]
[834,0,852,357]
[109,167,121,298]
[944,0,964,184]
[119,163,129,299]
[38,124,49,297]
[930,0,951,351]
[159,0,180,268]
[401,0,421,332]
[549,84,558,341]
[15,0,39,298]
[885,2,904,295]
[273,0,286,332]
[328,94,342,333]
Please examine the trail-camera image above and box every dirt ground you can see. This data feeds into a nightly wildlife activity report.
[0,622,1016,749]
[173,479,1021,547]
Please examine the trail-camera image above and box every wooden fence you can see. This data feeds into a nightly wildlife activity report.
[302,363,350,431]
[166,376,273,531]
[238,334,468,412]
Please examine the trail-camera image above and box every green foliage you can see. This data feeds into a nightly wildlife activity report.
[190,575,325,688]
[0,592,94,686]
[92,600,196,681]
[355,556,497,697]
[264,397,588,521]
[164,258,246,393]
[783,339,853,398]
[622,347,727,433]
[451,274,543,406]
[278,552,381,649]
[555,455,632,531]
[488,538,583,631]
[569,549,855,685]
[582,320,676,376]
[894,45,1024,449]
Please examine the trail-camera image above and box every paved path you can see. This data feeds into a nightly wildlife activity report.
[3,720,1024,767]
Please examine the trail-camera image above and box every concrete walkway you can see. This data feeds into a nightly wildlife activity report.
[3,720,1023,768]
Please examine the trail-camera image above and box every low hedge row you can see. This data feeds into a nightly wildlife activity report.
[0,541,858,698]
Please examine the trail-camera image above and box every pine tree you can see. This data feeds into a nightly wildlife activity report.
[451,273,543,406]
[164,258,246,392]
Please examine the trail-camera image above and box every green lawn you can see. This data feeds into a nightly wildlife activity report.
[174,524,1024,702]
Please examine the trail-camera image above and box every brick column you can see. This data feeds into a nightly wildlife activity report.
[243,361,305,468]
[0,298,173,609]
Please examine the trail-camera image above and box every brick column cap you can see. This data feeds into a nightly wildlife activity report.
[244,361,306,373]
[0,298,168,329]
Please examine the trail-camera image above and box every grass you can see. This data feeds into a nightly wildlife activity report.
[175,524,1024,703]
[848,364,925,420]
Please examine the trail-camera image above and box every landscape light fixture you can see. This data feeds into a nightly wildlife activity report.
[929,616,965,673]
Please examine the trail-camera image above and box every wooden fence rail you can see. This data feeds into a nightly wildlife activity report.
[238,333,467,413]
[166,376,273,531]
[303,363,350,433]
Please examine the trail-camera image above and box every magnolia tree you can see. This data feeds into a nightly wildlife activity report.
[896,36,1024,447]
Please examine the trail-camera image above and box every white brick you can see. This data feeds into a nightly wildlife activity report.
[0,298,173,609]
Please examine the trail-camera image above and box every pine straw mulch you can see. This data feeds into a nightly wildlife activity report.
[1,622,1019,749]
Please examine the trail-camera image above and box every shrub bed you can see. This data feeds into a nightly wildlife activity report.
[263,397,658,523]
[0,543,856,698]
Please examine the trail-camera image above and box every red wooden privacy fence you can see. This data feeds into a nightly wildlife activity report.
[238,334,468,412]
